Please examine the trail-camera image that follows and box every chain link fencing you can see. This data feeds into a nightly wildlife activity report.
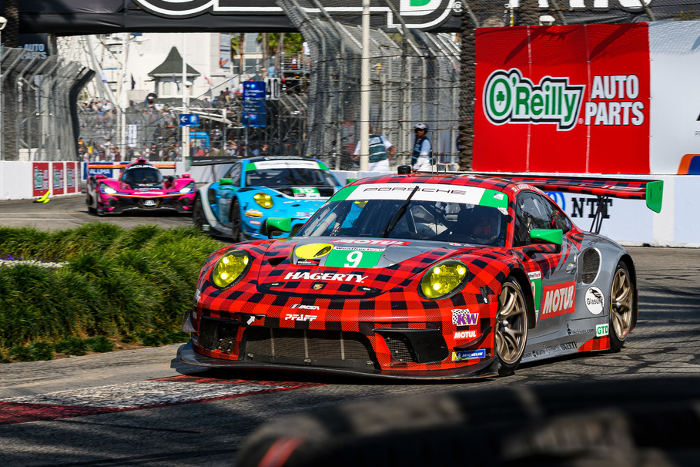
[0,49,94,162]
[278,0,461,171]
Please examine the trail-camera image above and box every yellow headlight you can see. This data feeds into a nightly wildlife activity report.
[420,260,468,300]
[254,192,273,209]
[212,250,251,288]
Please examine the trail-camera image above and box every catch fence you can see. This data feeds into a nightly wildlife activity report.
[278,0,461,170]
[0,49,94,162]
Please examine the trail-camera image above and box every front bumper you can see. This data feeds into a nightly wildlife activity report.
[99,194,194,214]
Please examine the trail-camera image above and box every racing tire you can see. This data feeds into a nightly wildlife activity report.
[230,198,242,243]
[609,260,633,352]
[86,195,96,214]
[192,196,207,231]
[494,277,528,376]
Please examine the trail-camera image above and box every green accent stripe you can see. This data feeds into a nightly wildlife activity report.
[329,185,360,202]
[646,180,663,213]
[477,189,509,209]
[247,162,257,170]
[317,161,330,170]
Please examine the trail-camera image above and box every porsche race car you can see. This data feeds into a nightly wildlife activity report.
[178,170,663,379]
[85,158,196,215]
[192,156,343,242]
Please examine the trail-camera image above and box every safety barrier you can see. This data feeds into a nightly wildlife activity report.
[0,161,696,248]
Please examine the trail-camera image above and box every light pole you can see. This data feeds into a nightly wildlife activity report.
[0,16,8,162]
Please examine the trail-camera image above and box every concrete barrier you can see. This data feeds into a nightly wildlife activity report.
[1,161,697,247]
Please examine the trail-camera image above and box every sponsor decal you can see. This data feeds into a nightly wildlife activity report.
[250,220,261,226]
[289,304,320,311]
[454,330,477,339]
[312,283,326,290]
[585,287,605,315]
[452,349,486,361]
[292,187,321,198]
[285,314,317,322]
[567,324,594,336]
[483,69,585,130]
[524,341,578,359]
[284,271,368,283]
[596,323,609,337]
[528,271,543,316]
[332,239,409,246]
[451,309,479,326]
[541,283,576,318]
[245,209,263,217]
[297,259,320,266]
[295,243,334,259]
[584,75,644,127]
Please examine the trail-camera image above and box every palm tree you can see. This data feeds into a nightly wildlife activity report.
[3,0,19,160]
[519,0,542,26]
[4,0,18,47]
[458,3,480,171]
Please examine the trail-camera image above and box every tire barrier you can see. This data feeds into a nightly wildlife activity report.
[237,377,700,467]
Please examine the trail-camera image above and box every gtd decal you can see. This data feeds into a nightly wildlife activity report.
[584,75,645,126]
[541,283,576,318]
[483,69,585,131]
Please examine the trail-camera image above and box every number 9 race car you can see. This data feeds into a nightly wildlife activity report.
[85,158,196,215]
[192,156,343,242]
[178,169,663,379]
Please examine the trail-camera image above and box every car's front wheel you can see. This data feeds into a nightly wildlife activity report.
[494,278,528,376]
[230,198,242,243]
[192,196,207,231]
[86,195,96,214]
[609,261,633,352]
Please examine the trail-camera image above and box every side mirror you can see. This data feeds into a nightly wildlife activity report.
[261,217,292,239]
[530,229,562,245]
[219,178,233,186]
[524,229,562,256]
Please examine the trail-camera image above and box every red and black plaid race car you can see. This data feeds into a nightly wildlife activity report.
[178,170,663,379]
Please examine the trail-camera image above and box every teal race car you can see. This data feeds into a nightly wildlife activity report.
[193,156,343,242]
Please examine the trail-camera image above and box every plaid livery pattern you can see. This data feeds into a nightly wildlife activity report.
[577,336,611,353]
[188,174,635,376]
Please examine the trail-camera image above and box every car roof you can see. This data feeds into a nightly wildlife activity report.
[353,173,515,193]
[243,156,310,163]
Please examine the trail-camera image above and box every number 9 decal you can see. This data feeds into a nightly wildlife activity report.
[344,251,363,268]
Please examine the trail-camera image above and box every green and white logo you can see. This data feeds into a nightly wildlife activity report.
[483,69,585,131]
[596,323,609,337]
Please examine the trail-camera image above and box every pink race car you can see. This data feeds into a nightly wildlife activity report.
[85,158,196,216]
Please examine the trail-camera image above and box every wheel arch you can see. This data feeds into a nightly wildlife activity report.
[617,253,638,330]
[507,268,536,330]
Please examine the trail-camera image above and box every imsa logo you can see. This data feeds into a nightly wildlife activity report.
[483,69,585,131]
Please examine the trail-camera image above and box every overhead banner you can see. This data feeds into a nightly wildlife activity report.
[474,23,651,175]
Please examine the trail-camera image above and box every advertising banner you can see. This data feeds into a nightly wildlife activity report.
[52,163,65,196]
[66,162,78,194]
[474,23,650,175]
[32,163,50,197]
[649,22,700,174]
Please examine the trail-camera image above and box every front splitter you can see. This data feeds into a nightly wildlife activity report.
[176,341,498,381]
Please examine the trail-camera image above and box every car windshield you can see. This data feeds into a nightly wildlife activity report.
[245,168,337,187]
[123,167,162,184]
[297,199,508,246]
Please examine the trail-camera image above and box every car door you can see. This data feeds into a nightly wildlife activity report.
[219,162,242,225]
[513,191,579,335]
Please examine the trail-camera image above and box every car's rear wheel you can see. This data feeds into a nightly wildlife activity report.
[230,198,242,243]
[192,196,207,231]
[495,278,528,376]
[609,261,633,352]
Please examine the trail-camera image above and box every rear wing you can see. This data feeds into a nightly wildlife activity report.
[482,174,663,235]
[87,163,177,170]
[497,175,663,213]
